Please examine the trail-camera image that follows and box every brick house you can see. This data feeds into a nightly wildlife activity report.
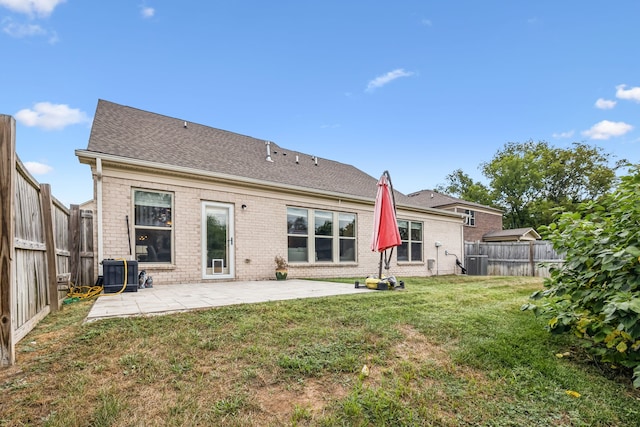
[407,190,503,242]
[76,100,465,284]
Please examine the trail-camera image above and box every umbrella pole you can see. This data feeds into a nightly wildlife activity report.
[378,252,383,279]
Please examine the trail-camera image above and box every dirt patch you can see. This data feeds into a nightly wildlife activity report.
[251,324,462,423]
[255,377,349,423]
[394,324,452,366]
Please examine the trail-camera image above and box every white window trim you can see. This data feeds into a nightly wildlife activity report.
[287,207,357,264]
[132,188,175,265]
[397,219,423,263]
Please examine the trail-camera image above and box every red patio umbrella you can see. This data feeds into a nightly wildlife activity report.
[371,170,402,278]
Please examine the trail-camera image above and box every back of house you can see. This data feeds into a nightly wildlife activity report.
[76,100,465,284]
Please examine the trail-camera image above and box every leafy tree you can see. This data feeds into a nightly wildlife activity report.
[522,165,640,387]
[435,169,495,207]
[437,141,621,228]
[481,141,546,228]
[481,141,620,228]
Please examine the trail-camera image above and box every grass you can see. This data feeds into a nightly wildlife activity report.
[1,275,638,426]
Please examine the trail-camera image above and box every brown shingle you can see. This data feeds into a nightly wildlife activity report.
[88,100,397,200]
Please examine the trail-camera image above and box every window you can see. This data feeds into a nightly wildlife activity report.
[287,207,308,262]
[287,208,357,263]
[461,209,476,226]
[315,210,333,262]
[134,190,173,263]
[339,213,356,262]
[397,220,423,262]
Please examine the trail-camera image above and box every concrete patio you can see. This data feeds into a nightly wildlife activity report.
[85,279,374,322]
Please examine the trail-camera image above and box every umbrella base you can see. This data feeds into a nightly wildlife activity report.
[355,277,405,291]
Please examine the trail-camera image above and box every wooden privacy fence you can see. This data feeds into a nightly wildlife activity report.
[1,115,94,367]
[464,240,564,277]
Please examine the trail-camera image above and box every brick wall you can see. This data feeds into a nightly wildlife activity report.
[96,166,464,284]
[464,210,503,242]
[438,206,503,243]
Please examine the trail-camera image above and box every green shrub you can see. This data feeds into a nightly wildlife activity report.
[522,165,640,388]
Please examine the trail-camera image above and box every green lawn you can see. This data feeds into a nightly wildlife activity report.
[1,276,638,426]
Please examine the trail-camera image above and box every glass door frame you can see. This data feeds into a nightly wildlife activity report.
[201,201,235,280]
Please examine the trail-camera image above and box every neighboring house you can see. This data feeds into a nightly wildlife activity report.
[79,199,95,212]
[76,100,466,285]
[482,228,541,242]
[407,190,503,242]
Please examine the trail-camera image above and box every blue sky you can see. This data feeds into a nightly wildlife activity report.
[2,1,639,206]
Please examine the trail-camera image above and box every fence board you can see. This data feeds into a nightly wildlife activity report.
[465,240,564,277]
[1,115,16,366]
[14,248,48,327]
[12,164,49,327]
[80,209,94,286]
[53,198,70,301]
[1,114,95,367]
[41,184,58,312]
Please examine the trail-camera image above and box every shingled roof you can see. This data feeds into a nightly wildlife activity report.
[407,189,503,213]
[84,100,419,205]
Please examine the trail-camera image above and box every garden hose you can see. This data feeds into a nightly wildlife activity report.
[64,258,129,303]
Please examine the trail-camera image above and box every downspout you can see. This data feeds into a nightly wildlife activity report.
[96,158,104,275]
[460,215,465,273]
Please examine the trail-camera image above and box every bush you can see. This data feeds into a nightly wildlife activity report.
[522,165,640,387]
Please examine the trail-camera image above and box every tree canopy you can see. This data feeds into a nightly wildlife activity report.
[437,141,624,229]
[435,169,494,207]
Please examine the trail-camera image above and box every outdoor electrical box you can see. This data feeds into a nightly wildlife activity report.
[102,259,139,293]
[465,255,488,276]
[427,259,435,270]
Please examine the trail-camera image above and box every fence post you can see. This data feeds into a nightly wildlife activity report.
[40,184,59,313]
[1,115,16,366]
[529,240,535,277]
[69,205,80,286]
[81,209,95,287]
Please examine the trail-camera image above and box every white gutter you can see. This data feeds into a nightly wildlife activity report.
[96,157,103,275]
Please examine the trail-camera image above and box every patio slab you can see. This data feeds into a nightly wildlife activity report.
[85,279,373,322]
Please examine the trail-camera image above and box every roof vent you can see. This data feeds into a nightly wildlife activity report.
[184,121,188,128]
[265,141,274,162]
[313,156,318,166]
[295,155,299,164]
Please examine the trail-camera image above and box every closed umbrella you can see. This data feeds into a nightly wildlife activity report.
[371,170,401,278]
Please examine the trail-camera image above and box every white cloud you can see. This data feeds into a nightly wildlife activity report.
[2,19,44,36]
[615,84,640,102]
[582,120,633,140]
[24,161,53,175]
[421,19,432,27]
[15,102,90,130]
[366,69,415,92]
[552,130,574,139]
[595,98,616,110]
[2,18,58,43]
[0,0,66,17]
[141,6,155,18]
